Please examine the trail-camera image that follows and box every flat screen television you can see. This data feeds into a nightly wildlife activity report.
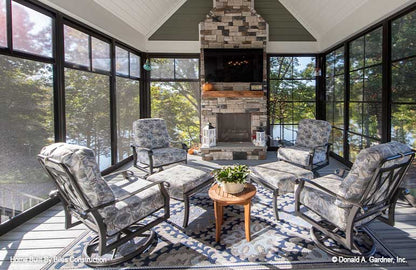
[204,49,263,82]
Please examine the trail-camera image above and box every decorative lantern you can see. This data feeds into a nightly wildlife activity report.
[202,122,216,148]
[254,126,266,147]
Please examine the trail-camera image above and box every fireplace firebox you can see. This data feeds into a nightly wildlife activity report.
[217,113,251,142]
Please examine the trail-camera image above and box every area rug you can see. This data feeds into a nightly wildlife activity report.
[42,184,398,269]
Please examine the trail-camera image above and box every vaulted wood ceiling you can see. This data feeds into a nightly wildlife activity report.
[42,0,416,52]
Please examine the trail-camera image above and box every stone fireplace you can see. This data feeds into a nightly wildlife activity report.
[199,0,268,160]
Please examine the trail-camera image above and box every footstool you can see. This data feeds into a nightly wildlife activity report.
[147,164,214,227]
[250,161,313,221]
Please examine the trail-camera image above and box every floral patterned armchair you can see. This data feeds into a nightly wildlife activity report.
[295,141,414,256]
[131,118,187,175]
[38,143,170,267]
[277,119,332,174]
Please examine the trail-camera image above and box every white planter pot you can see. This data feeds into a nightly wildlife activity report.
[221,182,245,194]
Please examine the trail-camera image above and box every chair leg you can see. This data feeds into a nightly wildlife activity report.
[183,195,190,228]
[272,189,279,221]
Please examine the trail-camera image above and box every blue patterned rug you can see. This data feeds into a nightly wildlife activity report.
[43,184,397,269]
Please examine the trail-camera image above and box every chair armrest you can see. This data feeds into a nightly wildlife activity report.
[311,143,331,150]
[295,177,362,209]
[86,181,169,213]
[102,169,134,179]
[334,168,350,178]
[131,144,152,152]
[169,139,188,150]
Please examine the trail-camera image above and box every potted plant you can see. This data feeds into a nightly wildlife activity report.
[213,164,250,194]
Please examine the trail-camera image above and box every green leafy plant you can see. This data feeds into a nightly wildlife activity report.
[212,164,250,184]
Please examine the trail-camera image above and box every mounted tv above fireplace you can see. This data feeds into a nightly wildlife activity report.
[204,49,263,82]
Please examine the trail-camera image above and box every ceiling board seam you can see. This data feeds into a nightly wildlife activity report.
[145,0,188,39]
[94,0,148,34]
[278,0,320,41]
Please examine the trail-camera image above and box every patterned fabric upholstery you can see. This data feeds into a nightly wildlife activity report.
[337,141,412,207]
[298,174,350,230]
[299,141,413,230]
[277,146,326,167]
[295,119,332,148]
[133,118,170,149]
[147,165,213,200]
[102,176,165,235]
[277,119,331,168]
[251,161,313,194]
[40,143,166,236]
[40,143,115,209]
[136,148,187,167]
[132,118,187,169]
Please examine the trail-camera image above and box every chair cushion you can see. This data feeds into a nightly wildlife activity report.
[338,141,412,206]
[295,119,332,148]
[251,161,313,194]
[136,147,187,167]
[40,143,115,209]
[101,176,165,235]
[277,146,327,167]
[299,174,349,230]
[133,118,170,149]
[147,165,213,200]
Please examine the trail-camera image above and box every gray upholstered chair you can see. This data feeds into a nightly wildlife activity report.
[277,119,332,174]
[131,118,187,175]
[38,143,170,267]
[295,141,415,256]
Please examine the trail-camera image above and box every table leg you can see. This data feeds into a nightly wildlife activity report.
[214,201,221,242]
[218,203,223,226]
[244,201,251,242]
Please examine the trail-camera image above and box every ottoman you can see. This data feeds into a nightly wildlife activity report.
[147,164,214,227]
[250,161,313,221]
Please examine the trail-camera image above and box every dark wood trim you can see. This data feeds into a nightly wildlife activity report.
[343,43,350,162]
[382,20,392,143]
[110,40,117,165]
[316,54,326,120]
[6,0,12,51]
[202,90,264,98]
[54,13,65,142]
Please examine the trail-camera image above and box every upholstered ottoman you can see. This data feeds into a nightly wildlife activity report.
[147,164,214,227]
[250,161,313,221]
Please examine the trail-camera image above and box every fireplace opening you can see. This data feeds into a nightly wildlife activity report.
[217,113,251,142]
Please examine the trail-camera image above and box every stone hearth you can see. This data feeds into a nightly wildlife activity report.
[199,0,268,160]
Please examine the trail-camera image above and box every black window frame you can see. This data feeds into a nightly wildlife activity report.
[267,54,319,150]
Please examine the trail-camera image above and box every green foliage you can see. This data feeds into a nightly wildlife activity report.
[0,55,54,184]
[65,68,111,169]
[269,56,316,140]
[213,164,250,184]
[150,58,200,147]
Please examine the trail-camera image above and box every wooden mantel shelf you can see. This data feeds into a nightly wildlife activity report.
[202,90,264,98]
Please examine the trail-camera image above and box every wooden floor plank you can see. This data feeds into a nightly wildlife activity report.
[0,238,74,250]
[0,230,85,241]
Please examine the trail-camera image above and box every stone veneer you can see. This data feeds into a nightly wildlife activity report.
[199,0,267,49]
[199,0,268,160]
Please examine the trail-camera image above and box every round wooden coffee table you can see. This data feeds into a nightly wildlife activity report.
[208,183,257,242]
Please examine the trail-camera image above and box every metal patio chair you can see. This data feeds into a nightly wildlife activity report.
[277,119,332,175]
[131,118,187,175]
[38,143,170,267]
[295,141,415,256]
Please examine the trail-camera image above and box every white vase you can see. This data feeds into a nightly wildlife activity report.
[221,182,245,194]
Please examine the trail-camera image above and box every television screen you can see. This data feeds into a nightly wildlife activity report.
[204,49,263,82]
